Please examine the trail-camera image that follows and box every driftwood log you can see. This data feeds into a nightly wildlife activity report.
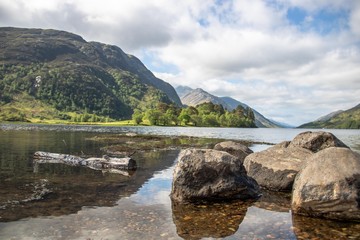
[33,151,136,175]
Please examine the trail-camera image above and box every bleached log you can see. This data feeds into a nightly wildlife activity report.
[33,151,137,172]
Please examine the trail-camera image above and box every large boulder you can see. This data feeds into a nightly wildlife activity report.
[292,147,360,221]
[213,141,253,163]
[243,131,349,192]
[288,131,348,152]
[243,144,313,191]
[170,149,260,203]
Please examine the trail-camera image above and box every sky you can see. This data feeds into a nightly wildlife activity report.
[1,0,359,126]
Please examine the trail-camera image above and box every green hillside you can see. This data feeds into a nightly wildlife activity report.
[0,27,181,122]
[299,104,360,129]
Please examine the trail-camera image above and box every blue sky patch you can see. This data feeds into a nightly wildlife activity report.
[198,18,210,27]
[140,50,179,74]
[287,7,307,25]
[287,6,350,34]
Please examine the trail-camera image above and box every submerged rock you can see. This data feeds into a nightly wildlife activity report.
[292,213,360,240]
[213,141,253,163]
[243,144,313,191]
[172,200,250,239]
[288,131,349,152]
[170,148,260,203]
[292,147,360,221]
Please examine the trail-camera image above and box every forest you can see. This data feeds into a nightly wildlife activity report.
[0,63,168,122]
[132,102,256,128]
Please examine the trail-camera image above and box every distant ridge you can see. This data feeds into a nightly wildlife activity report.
[175,86,284,128]
[175,85,193,98]
[299,103,360,129]
[315,110,344,122]
[180,88,232,110]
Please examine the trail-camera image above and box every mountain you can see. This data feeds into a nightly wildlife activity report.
[268,119,294,128]
[0,27,181,121]
[175,85,193,98]
[179,88,232,110]
[220,96,248,110]
[315,110,344,122]
[299,104,360,129]
[175,86,283,128]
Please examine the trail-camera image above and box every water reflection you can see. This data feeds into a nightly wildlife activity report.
[0,130,104,180]
[2,124,360,151]
[234,206,296,239]
[172,200,251,239]
[253,189,291,213]
[292,214,360,239]
[0,150,179,222]
[0,163,133,221]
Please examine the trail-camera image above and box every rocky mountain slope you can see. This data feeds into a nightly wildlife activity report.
[180,88,232,110]
[0,27,181,121]
[299,104,360,129]
[175,85,193,98]
[175,86,283,128]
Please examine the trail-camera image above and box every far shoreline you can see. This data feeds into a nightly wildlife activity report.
[0,122,275,147]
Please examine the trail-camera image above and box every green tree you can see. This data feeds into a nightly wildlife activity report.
[132,110,143,125]
[178,109,191,125]
[218,114,227,127]
[214,104,225,115]
[157,102,169,113]
[165,109,179,125]
[234,105,245,118]
[202,113,219,127]
[187,106,199,115]
[246,107,255,121]
[197,102,215,115]
[144,109,162,125]
[225,112,240,127]
[190,114,202,126]
[91,114,97,122]
[159,113,171,125]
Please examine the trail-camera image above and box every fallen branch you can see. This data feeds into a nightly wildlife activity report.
[33,151,137,174]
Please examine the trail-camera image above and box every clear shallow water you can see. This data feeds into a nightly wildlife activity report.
[1,124,360,239]
[1,123,360,150]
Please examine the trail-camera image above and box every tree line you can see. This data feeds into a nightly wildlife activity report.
[132,102,256,128]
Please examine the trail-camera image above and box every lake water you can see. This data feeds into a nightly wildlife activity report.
[0,124,360,239]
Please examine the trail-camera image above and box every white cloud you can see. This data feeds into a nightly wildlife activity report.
[0,0,176,50]
[0,0,359,125]
[349,1,360,38]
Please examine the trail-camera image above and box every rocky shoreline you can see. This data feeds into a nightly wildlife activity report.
[2,127,359,224]
[170,131,360,222]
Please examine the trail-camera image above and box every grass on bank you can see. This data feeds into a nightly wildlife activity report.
[0,94,188,126]
[0,117,144,126]
[0,93,139,126]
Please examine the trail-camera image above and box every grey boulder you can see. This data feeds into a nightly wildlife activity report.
[170,148,260,203]
[288,131,348,152]
[214,141,253,163]
[243,144,313,191]
[243,131,349,192]
[292,147,360,221]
